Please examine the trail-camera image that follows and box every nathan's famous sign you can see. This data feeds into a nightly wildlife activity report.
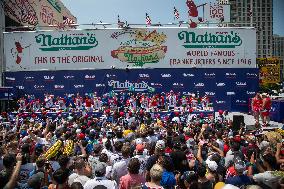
[4,28,256,71]
[178,31,242,48]
[35,33,98,51]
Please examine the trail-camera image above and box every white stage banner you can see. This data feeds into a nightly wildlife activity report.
[4,27,256,71]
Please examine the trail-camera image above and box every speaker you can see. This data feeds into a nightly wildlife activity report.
[233,115,244,131]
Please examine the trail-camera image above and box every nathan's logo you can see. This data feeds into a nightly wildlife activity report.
[108,80,149,92]
[35,33,98,51]
[216,82,226,87]
[111,29,167,67]
[178,31,242,48]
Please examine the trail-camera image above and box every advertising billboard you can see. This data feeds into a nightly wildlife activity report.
[4,0,76,29]
[4,27,256,71]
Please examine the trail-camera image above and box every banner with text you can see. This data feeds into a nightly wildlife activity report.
[4,27,256,71]
[4,68,259,112]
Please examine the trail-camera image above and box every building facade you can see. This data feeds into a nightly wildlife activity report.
[273,35,284,80]
[219,0,273,58]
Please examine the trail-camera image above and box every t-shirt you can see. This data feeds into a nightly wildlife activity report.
[253,171,280,189]
[111,158,130,184]
[18,163,36,188]
[119,174,146,189]
[68,173,90,186]
[225,174,253,188]
[84,177,117,189]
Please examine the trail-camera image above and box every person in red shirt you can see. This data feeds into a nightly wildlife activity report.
[251,93,262,124]
[261,93,272,126]
[85,96,93,111]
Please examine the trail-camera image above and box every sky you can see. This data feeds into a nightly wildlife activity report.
[61,0,284,36]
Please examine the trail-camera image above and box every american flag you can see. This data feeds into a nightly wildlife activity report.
[63,16,75,25]
[248,8,253,17]
[146,13,151,25]
[174,7,180,19]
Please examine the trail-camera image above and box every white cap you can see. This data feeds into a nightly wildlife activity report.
[205,159,218,171]
[76,129,81,134]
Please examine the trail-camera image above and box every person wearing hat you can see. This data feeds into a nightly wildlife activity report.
[84,162,117,189]
[27,172,45,189]
[145,141,166,181]
[134,144,149,174]
[225,159,253,187]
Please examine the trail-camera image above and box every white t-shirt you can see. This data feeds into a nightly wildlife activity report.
[84,177,117,189]
[68,173,90,186]
[111,158,130,184]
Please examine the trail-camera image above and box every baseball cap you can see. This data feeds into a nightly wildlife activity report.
[136,144,144,152]
[234,160,246,173]
[205,159,218,171]
[28,172,44,188]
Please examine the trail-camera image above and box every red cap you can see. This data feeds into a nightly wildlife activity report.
[105,109,110,114]
[174,112,179,116]
[218,110,223,115]
[77,133,85,140]
[136,144,144,152]
[119,112,124,117]
[234,135,241,142]
[128,111,132,117]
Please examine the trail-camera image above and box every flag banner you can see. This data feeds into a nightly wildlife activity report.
[146,13,151,25]
[174,7,180,19]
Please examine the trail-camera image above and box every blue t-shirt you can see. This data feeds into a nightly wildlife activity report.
[225,175,253,187]
[160,171,176,189]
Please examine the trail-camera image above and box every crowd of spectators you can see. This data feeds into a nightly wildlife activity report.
[0,91,283,189]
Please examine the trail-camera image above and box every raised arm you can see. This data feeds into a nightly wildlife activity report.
[4,153,23,189]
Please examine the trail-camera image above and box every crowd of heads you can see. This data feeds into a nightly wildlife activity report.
[0,91,283,189]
